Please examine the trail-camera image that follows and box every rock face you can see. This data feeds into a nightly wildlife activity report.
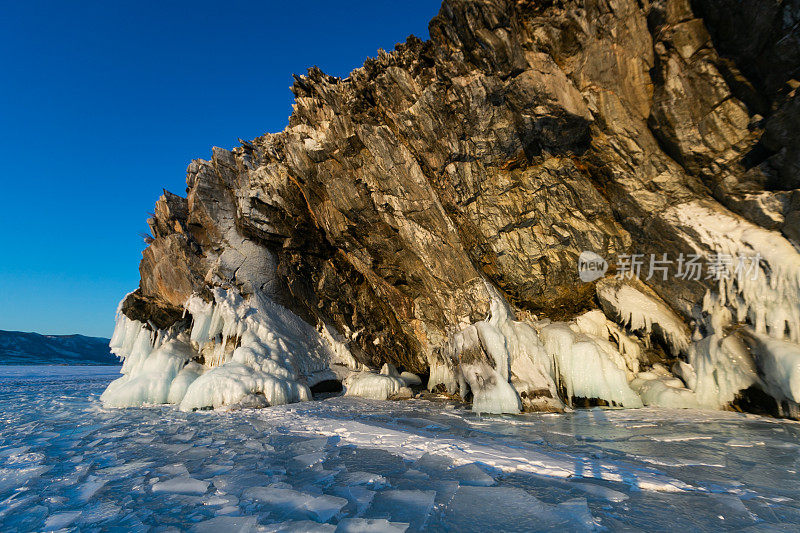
[119,0,800,414]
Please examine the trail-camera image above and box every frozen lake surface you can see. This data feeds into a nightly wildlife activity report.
[1,366,800,531]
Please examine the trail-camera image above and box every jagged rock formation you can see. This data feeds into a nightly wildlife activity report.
[110,0,800,416]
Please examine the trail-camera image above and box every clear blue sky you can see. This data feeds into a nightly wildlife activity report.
[0,0,439,338]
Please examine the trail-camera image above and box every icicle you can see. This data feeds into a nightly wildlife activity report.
[668,200,800,343]
[102,286,359,411]
[595,279,691,356]
[437,282,645,413]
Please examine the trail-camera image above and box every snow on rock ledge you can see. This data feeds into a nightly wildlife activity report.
[101,287,358,410]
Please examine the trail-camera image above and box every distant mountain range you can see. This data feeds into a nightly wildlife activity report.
[0,330,118,365]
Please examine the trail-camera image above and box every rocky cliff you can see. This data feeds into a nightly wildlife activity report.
[106,0,800,416]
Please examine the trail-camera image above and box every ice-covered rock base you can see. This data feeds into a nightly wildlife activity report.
[428,282,654,413]
[102,195,800,418]
[101,288,359,411]
[427,202,800,416]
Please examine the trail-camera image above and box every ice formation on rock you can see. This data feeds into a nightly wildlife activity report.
[539,321,643,409]
[747,333,800,417]
[595,279,691,356]
[652,200,800,412]
[668,201,800,344]
[343,365,407,401]
[429,283,645,413]
[629,364,699,409]
[102,197,800,417]
[101,288,358,410]
[427,207,800,414]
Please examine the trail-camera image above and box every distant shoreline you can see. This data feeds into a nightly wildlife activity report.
[0,362,120,366]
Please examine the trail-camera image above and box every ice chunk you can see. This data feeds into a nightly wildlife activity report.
[336,518,409,532]
[43,511,82,530]
[264,521,336,532]
[402,469,429,481]
[203,493,239,507]
[337,471,389,489]
[242,486,346,522]
[343,372,405,400]
[190,515,258,533]
[412,453,453,474]
[330,484,376,516]
[77,475,108,501]
[78,501,122,525]
[442,486,596,531]
[399,372,422,387]
[446,463,495,486]
[291,451,326,469]
[569,481,629,502]
[303,494,349,522]
[179,362,311,411]
[243,486,311,513]
[364,490,435,531]
[0,465,49,493]
[151,476,209,494]
[211,473,275,495]
[630,371,699,409]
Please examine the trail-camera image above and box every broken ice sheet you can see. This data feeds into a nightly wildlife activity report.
[2,367,800,531]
